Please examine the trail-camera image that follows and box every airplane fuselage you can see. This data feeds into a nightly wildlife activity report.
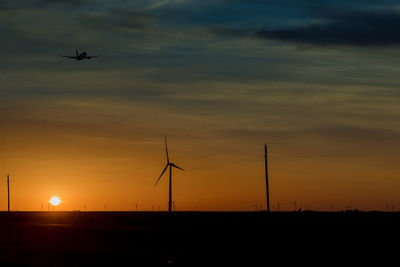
[60,50,99,60]
[77,52,88,60]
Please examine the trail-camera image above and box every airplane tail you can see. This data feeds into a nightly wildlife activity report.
[76,49,78,57]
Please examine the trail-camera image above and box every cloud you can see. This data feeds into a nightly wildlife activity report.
[227,124,400,141]
[225,125,400,160]
[0,0,86,10]
[140,0,189,10]
[256,11,400,47]
[79,9,155,32]
[35,0,85,5]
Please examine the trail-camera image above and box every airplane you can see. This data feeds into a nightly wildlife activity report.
[59,49,100,60]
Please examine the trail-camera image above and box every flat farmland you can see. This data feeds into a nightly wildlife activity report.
[0,212,398,266]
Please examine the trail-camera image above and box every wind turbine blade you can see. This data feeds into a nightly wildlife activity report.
[165,136,170,163]
[173,164,185,171]
[155,164,169,186]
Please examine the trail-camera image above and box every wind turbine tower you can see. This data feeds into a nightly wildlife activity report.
[155,137,184,213]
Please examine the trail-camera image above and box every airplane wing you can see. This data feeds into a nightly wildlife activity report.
[59,55,77,59]
[86,55,100,59]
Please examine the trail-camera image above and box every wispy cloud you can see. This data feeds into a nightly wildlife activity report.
[0,0,86,11]
[79,9,155,32]
[256,11,400,47]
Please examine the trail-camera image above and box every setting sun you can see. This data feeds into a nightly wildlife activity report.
[50,196,61,206]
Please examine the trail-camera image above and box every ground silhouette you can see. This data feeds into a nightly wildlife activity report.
[0,211,398,265]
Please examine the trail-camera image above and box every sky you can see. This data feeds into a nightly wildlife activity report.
[1,0,400,211]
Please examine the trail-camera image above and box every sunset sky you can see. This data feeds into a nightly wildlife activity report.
[1,0,400,211]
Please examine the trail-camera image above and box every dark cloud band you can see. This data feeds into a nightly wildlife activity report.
[256,11,400,47]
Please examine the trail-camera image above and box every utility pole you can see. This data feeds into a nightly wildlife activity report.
[265,144,270,213]
[169,167,172,213]
[7,174,10,212]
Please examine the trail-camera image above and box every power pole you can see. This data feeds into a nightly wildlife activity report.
[265,145,270,213]
[169,167,172,213]
[7,174,10,212]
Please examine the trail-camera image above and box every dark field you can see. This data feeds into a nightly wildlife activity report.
[0,211,398,266]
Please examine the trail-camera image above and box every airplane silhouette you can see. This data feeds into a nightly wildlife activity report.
[59,49,100,60]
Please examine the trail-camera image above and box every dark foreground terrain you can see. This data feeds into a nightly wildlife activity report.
[0,211,399,266]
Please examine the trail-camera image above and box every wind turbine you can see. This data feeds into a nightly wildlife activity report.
[155,136,184,213]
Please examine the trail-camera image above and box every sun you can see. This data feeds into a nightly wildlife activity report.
[50,196,61,206]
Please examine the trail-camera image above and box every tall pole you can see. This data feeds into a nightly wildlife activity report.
[7,174,10,212]
[265,145,270,213]
[169,166,172,213]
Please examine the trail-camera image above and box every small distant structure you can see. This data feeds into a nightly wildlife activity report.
[277,203,281,212]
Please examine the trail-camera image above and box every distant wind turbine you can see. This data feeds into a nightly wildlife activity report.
[155,136,184,213]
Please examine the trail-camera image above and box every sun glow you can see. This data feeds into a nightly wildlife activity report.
[50,196,61,206]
